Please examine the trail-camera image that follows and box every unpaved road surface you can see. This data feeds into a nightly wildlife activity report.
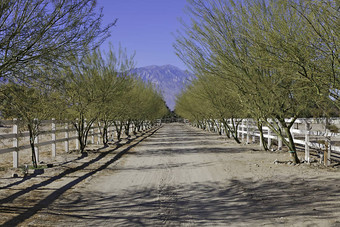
[1,123,340,226]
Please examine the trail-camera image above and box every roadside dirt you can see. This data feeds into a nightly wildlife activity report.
[0,123,339,226]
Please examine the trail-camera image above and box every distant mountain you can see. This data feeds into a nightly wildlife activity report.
[133,65,193,110]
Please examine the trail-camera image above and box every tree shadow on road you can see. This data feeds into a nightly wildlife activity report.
[0,128,160,226]
[13,177,340,226]
[1,123,340,226]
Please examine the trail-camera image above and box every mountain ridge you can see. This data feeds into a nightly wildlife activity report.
[132,65,193,110]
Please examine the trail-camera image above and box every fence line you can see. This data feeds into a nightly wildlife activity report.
[0,119,148,168]
[199,118,340,166]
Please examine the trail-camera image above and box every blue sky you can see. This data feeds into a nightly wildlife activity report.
[97,0,190,70]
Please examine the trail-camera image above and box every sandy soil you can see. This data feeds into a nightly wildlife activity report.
[0,123,339,227]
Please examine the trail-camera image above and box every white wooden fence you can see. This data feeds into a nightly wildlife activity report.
[0,119,142,168]
[203,118,340,165]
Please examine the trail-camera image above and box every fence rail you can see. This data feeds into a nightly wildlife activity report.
[0,119,142,168]
[200,118,340,166]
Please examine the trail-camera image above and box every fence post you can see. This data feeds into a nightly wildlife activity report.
[75,119,79,150]
[241,120,245,141]
[34,118,39,164]
[65,121,69,153]
[51,118,56,158]
[111,125,114,141]
[130,123,133,135]
[327,137,331,166]
[114,126,118,140]
[251,120,255,143]
[267,127,271,149]
[305,122,310,163]
[278,137,283,150]
[237,120,241,139]
[246,119,250,144]
[229,119,232,138]
[97,122,101,145]
[290,127,295,141]
[12,118,19,168]
[91,127,94,144]
[121,122,125,136]
[277,120,282,150]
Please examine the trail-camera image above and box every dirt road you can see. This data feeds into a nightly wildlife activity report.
[1,123,340,226]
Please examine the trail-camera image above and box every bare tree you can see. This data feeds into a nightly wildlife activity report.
[0,0,116,83]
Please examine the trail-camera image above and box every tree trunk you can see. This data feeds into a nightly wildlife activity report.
[257,120,268,151]
[102,126,109,146]
[78,125,87,153]
[283,126,300,164]
[28,124,38,168]
[221,119,231,139]
[74,117,95,153]
[114,121,123,141]
[269,118,300,164]
[230,118,241,144]
[200,121,205,130]
[214,120,222,135]
[79,138,86,153]
[132,121,139,135]
[81,120,94,152]
[124,121,131,137]
[221,118,241,143]
[78,118,86,153]
[30,139,38,168]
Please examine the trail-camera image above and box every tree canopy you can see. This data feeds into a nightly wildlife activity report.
[175,0,339,163]
[0,0,115,83]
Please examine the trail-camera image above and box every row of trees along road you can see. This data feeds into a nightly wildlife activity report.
[174,0,339,164]
[0,0,168,168]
